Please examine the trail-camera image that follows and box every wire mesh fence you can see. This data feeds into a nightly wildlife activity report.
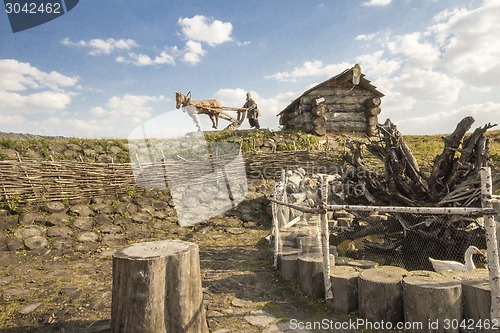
[270,167,500,332]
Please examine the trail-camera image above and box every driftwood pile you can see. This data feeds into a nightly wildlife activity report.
[340,116,497,269]
[345,116,496,207]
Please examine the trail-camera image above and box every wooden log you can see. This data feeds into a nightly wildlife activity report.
[403,270,462,333]
[358,266,408,324]
[325,121,367,132]
[313,125,327,136]
[300,96,312,105]
[367,115,378,126]
[323,104,365,113]
[302,122,315,134]
[111,240,209,333]
[313,116,326,126]
[324,111,366,122]
[312,105,327,116]
[366,106,381,116]
[280,254,299,281]
[287,112,313,127]
[364,97,381,108]
[321,95,369,105]
[308,88,373,98]
[298,254,335,298]
[298,235,321,255]
[298,104,312,113]
[328,266,360,313]
[428,116,475,196]
[366,125,377,136]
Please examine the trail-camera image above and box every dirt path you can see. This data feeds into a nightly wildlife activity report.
[0,214,359,333]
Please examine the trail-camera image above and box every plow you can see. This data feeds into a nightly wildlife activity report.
[175,91,255,131]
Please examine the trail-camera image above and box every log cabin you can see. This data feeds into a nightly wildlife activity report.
[277,65,384,136]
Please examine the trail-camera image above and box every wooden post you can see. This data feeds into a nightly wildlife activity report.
[480,166,500,322]
[319,176,333,300]
[111,240,208,333]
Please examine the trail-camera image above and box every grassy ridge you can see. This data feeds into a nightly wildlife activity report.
[0,129,498,168]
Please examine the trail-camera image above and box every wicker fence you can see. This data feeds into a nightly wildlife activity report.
[0,150,345,206]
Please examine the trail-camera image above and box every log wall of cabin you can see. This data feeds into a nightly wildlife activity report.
[280,85,380,136]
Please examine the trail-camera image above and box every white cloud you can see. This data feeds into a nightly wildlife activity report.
[362,0,392,7]
[61,37,137,56]
[387,32,441,68]
[90,94,165,124]
[265,60,351,82]
[355,33,378,41]
[397,102,500,134]
[0,59,78,92]
[0,59,77,117]
[178,15,233,46]
[62,15,234,67]
[117,51,176,66]
[182,41,206,65]
[428,0,500,89]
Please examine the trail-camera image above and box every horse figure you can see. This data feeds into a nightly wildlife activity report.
[175,91,222,130]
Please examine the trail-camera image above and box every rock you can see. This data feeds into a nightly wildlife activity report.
[24,236,49,250]
[109,145,123,154]
[231,298,254,308]
[75,231,99,243]
[46,226,73,238]
[19,302,43,315]
[52,239,73,251]
[60,287,81,298]
[46,213,70,227]
[43,201,67,214]
[131,212,152,224]
[95,215,113,226]
[93,203,115,215]
[101,234,126,247]
[99,225,122,234]
[226,227,245,235]
[18,212,45,225]
[244,310,277,327]
[6,238,24,251]
[14,226,44,239]
[73,217,94,230]
[69,204,94,217]
[0,215,18,231]
[2,288,34,301]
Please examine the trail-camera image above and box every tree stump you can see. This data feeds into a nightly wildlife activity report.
[328,266,360,313]
[280,254,299,281]
[298,254,334,298]
[358,266,408,324]
[403,271,462,333]
[442,269,495,333]
[111,240,208,333]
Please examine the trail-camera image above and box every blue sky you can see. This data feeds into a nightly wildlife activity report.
[0,0,499,137]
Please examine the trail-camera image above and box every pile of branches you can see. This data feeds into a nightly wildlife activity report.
[345,116,496,207]
[340,117,496,266]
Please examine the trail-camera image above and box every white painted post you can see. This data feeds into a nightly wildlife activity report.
[320,176,333,300]
[480,166,500,322]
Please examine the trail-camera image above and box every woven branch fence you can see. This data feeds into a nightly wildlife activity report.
[0,150,344,205]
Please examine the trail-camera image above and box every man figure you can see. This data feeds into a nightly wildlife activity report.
[242,92,260,129]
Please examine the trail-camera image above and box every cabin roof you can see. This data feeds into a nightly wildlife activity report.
[278,66,384,117]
